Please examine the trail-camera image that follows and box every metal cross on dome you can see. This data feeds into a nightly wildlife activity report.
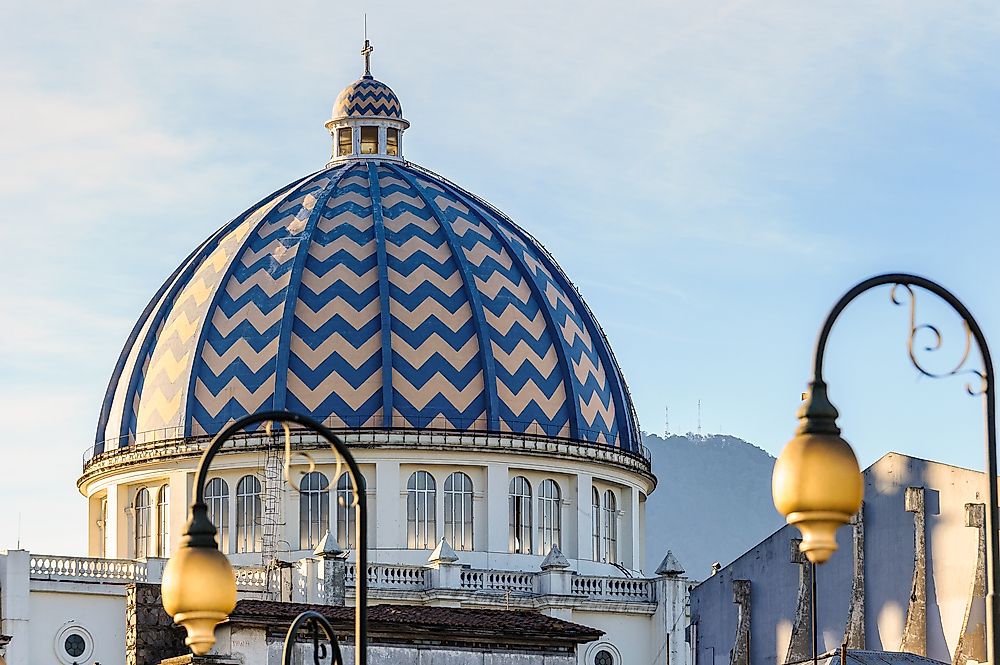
[362,39,374,77]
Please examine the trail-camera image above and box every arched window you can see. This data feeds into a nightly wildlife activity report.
[407,471,436,549]
[603,489,618,564]
[444,472,473,551]
[299,472,329,550]
[134,487,151,559]
[156,484,170,557]
[539,479,561,554]
[509,476,532,554]
[236,475,262,553]
[592,487,601,561]
[205,478,230,553]
[336,473,356,550]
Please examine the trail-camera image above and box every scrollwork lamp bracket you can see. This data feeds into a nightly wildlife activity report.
[808,273,997,665]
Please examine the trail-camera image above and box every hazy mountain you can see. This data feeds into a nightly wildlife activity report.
[642,432,783,581]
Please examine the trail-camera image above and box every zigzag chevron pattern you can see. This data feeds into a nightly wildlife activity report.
[333,78,403,119]
[100,162,639,452]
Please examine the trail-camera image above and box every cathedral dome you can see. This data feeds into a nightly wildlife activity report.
[94,46,640,457]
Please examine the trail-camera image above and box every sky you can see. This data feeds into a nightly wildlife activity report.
[1,1,1000,554]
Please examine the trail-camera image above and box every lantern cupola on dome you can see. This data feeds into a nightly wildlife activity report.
[326,40,409,164]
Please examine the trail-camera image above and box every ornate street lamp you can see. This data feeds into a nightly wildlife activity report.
[772,272,998,664]
[161,411,367,664]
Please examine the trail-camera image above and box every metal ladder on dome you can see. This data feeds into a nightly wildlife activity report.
[259,439,286,601]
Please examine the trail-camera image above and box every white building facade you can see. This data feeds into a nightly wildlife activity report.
[0,44,691,665]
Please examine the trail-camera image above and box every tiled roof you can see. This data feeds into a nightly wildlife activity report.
[231,600,602,645]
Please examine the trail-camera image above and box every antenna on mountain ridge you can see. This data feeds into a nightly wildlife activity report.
[664,406,670,438]
[697,400,702,437]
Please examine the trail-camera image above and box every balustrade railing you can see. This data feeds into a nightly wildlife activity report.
[571,575,655,602]
[29,555,148,583]
[26,554,656,604]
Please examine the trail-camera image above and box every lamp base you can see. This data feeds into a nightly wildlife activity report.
[786,510,852,564]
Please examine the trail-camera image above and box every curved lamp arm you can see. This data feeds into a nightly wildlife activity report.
[805,272,997,665]
[281,610,345,665]
[165,410,368,663]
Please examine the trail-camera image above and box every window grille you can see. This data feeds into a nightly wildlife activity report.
[336,473,357,550]
[205,478,230,553]
[539,479,561,554]
[592,486,602,561]
[156,484,170,557]
[134,487,151,559]
[603,489,618,564]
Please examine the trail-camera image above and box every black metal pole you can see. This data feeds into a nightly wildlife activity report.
[809,273,998,665]
[190,410,368,664]
[812,562,818,665]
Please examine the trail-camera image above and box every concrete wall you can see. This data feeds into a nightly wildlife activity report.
[689,452,987,665]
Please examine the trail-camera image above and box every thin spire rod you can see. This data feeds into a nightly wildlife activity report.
[362,15,373,77]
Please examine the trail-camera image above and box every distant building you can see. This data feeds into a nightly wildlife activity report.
[690,452,988,665]
[0,43,691,665]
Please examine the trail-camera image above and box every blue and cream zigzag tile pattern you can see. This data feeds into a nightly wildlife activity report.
[96,162,640,453]
[332,77,403,120]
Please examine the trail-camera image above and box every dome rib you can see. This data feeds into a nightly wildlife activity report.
[430,177,585,441]
[366,162,395,427]
[387,164,501,430]
[180,174,327,436]
[272,164,354,411]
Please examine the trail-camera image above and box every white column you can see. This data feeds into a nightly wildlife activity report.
[576,472,594,561]
[627,485,640,569]
[105,483,125,558]
[375,461,401,552]
[168,471,192,556]
[486,462,509,554]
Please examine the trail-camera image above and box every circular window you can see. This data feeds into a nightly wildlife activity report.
[595,650,614,665]
[54,623,94,665]
[64,634,85,657]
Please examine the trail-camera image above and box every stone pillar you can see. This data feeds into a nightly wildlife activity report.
[538,545,573,596]
[652,550,688,665]
[955,503,987,665]
[785,538,812,665]
[844,503,865,649]
[313,532,347,606]
[901,487,927,656]
[0,550,30,665]
[126,582,188,665]
[375,460,401,551]
[426,538,462,593]
[486,462,509,555]
[731,580,751,665]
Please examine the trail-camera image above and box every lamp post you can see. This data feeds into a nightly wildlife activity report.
[772,272,998,665]
[160,410,368,664]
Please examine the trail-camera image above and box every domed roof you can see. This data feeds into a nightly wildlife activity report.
[332,76,403,121]
[96,161,640,454]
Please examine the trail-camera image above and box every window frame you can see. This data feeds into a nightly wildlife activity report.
[336,473,356,550]
[205,477,230,553]
[592,486,602,561]
[134,487,151,559]
[360,125,378,154]
[337,127,353,156]
[235,475,263,553]
[386,127,399,156]
[539,479,562,555]
[603,489,618,564]
[443,471,474,551]
[156,484,170,557]
[406,470,437,550]
[299,471,330,550]
[508,476,533,554]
